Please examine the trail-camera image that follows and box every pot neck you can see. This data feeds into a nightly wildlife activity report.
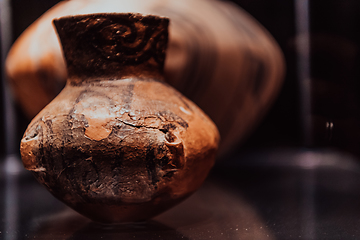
[53,13,169,85]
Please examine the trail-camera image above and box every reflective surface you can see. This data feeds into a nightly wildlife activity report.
[1,149,360,239]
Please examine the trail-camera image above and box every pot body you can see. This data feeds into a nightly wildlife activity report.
[20,13,219,223]
[21,78,218,223]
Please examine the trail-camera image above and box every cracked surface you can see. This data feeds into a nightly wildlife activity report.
[20,78,219,223]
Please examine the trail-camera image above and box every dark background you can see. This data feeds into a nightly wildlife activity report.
[2,0,360,159]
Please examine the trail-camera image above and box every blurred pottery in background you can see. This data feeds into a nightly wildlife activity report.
[20,13,219,223]
[6,0,284,155]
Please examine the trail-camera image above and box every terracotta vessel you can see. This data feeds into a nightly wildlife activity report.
[7,0,284,155]
[20,13,219,223]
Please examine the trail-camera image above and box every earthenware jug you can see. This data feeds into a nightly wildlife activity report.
[20,13,219,223]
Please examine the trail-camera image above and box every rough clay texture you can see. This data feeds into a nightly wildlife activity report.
[20,13,219,223]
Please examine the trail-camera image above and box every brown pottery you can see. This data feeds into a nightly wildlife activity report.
[20,13,219,223]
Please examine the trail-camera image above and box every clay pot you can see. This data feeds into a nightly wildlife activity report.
[6,0,284,155]
[20,13,219,223]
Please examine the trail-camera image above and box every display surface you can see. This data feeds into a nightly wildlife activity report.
[1,149,360,239]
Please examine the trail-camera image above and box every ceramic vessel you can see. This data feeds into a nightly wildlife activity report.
[20,13,219,223]
[6,0,284,155]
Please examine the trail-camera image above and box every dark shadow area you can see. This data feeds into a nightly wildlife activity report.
[215,149,360,239]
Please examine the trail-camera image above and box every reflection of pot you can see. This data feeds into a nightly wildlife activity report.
[28,210,188,240]
[20,13,219,223]
[70,221,189,240]
[6,0,284,155]
[26,179,275,240]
